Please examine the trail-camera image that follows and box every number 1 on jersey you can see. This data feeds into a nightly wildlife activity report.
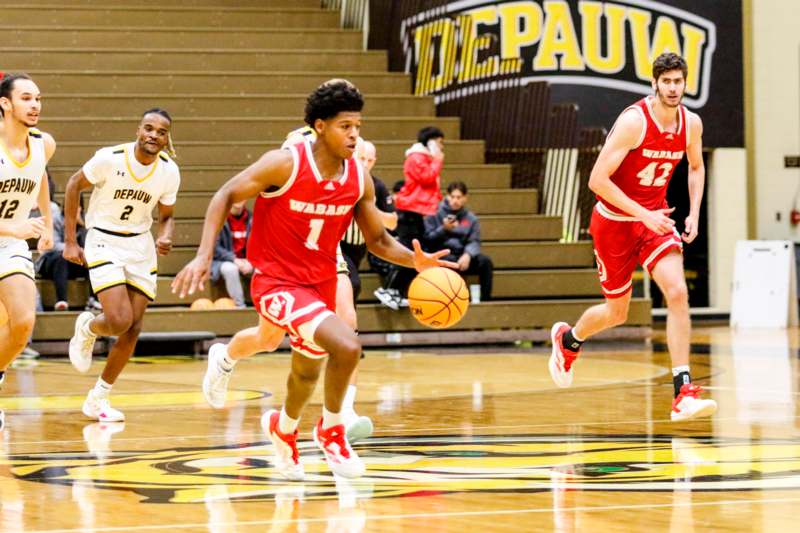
[305,218,324,250]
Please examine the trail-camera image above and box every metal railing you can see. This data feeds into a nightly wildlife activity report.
[322,0,370,50]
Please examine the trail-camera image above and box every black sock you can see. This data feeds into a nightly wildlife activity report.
[562,328,584,352]
[673,371,691,397]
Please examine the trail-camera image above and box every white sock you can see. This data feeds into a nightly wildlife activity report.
[82,319,97,338]
[217,345,235,372]
[278,407,298,434]
[342,385,357,412]
[322,406,343,429]
[672,365,690,376]
[93,377,112,399]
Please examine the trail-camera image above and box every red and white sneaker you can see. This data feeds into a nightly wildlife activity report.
[671,384,717,421]
[261,409,304,481]
[549,322,580,388]
[313,418,365,479]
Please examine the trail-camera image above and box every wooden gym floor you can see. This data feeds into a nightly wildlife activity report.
[0,326,797,532]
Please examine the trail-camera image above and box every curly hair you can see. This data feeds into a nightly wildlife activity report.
[652,52,687,81]
[304,79,364,126]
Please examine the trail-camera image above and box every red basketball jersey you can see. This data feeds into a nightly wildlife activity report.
[247,140,364,285]
[597,96,688,216]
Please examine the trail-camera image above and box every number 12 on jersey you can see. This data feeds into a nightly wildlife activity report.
[304,218,324,250]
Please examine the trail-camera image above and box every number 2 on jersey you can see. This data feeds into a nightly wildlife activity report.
[305,218,324,250]
[120,204,134,221]
[637,162,673,187]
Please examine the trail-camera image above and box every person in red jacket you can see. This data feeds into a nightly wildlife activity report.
[375,126,445,309]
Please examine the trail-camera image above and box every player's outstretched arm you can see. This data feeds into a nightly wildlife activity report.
[63,170,94,266]
[355,176,458,272]
[171,149,293,297]
[589,109,675,235]
[683,112,705,243]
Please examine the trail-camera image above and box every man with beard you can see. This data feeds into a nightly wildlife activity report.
[63,108,180,423]
[548,53,717,422]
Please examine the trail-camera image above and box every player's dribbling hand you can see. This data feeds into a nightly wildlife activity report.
[156,236,173,256]
[682,214,699,243]
[37,229,54,253]
[641,207,675,235]
[171,257,210,298]
[412,239,459,271]
[62,241,86,266]
[13,217,45,240]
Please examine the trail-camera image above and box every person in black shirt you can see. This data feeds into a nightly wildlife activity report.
[339,140,397,299]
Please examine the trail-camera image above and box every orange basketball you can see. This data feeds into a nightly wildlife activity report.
[213,297,237,310]
[0,301,7,327]
[190,297,214,310]
[407,267,469,329]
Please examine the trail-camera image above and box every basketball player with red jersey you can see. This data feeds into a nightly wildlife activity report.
[549,53,717,421]
[172,81,455,479]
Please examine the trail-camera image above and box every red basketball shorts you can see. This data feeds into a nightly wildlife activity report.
[251,272,336,358]
[589,203,683,299]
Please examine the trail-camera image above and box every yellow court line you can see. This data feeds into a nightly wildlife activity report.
[0,390,264,411]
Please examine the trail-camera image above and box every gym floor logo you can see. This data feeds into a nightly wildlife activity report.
[5,434,800,503]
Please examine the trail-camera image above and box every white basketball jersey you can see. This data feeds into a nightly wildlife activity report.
[0,129,46,243]
[83,142,181,234]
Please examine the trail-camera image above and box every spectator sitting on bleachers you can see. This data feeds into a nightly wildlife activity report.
[36,200,100,311]
[367,179,403,282]
[211,200,252,308]
[375,127,445,309]
[33,171,99,312]
[424,181,493,301]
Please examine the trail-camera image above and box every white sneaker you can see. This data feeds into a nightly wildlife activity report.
[85,297,103,311]
[69,312,97,373]
[82,390,125,422]
[261,409,304,481]
[20,345,40,359]
[313,417,365,479]
[671,384,717,421]
[203,343,232,409]
[345,414,373,443]
[374,288,399,311]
